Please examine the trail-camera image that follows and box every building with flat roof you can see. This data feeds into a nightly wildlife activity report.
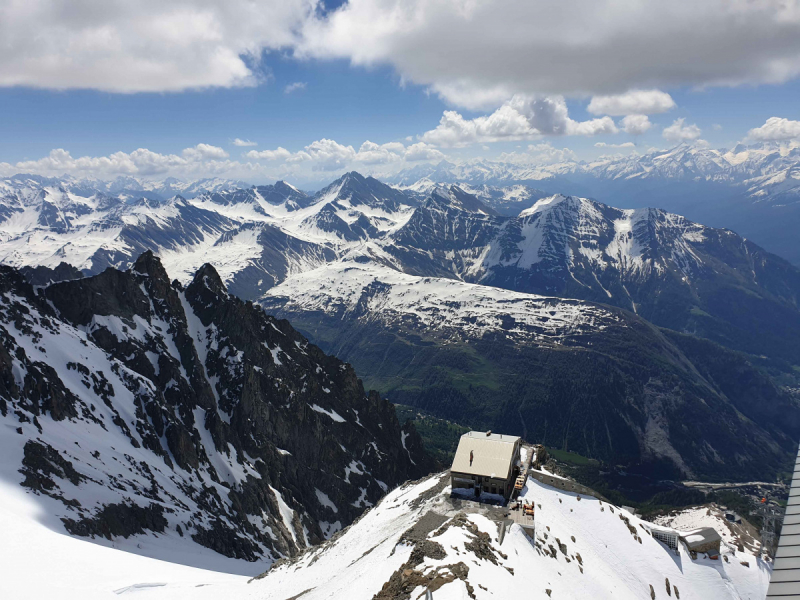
[450,431,521,499]
[680,527,721,556]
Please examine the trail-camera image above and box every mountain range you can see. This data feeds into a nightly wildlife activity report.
[2,169,799,483]
[394,140,800,265]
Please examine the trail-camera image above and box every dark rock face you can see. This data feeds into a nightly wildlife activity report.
[20,262,84,286]
[0,252,433,564]
[220,222,337,300]
[62,502,169,540]
[20,440,85,497]
[316,171,413,213]
[386,187,505,277]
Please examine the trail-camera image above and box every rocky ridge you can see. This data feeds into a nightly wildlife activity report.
[0,251,433,567]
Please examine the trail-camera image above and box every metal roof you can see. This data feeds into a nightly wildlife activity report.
[768,442,800,599]
[451,431,520,479]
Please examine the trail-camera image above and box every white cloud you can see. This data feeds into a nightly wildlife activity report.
[299,1,800,109]
[5,146,251,180]
[246,138,445,169]
[297,139,357,170]
[565,116,618,137]
[595,142,636,149]
[620,115,653,135]
[353,141,404,164]
[8,1,800,105]
[420,95,617,147]
[747,117,800,141]
[424,81,516,112]
[284,81,307,94]
[404,142,445,162]
[0,0,315,92]
[232,138,258,147]
[245,147,292,161]
[420,105,533,147]
[663,118,702,142]
[526,143,578,164]
[588,90,675,116]
[0,137,456,185]
[182,143,229,160]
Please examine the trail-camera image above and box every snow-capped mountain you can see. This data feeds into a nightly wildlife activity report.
[261,254,800,482]
[393,142,800,265]
[3,170,800,480]
[0,171,419,299]
[263,256,619,345]
[384,189,800,365]
[247,473,770,600]
[393,141,800,194]
[0,187,233,273]
[0,252,432,569]
[4,168,800,367]
[0,174,251,201]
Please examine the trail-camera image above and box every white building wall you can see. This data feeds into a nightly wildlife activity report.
[767,443,800,599]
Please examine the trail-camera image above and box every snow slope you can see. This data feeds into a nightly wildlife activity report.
[239,473,771,600]
[8,472,767,599]
[262,257,620,344]
[0,479,248,599]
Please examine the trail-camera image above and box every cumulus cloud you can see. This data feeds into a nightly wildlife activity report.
[588,90,675,116]
[353,140,405,164]
[565,116,618,137]
[747,117,800,141]
[7,1,800,106]
[244,138,445,172]
[245,147,293,161]
[620,115,653,135]
[299,1,800,109]
[526,143,578,164]
[0,136,455,184]
[292,139,357,170]
[232,138,258,147]
[404,142,445,162]
[3,146,251,180]
[420,105,533,147]
[0,0,315,92]
[182,144,229,160]
[284,81,307,94]
[420,95,618,147]
[663,118,702,142]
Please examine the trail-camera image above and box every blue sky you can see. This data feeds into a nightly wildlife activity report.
[2,1,800,186]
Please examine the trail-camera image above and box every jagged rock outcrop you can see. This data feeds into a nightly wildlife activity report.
[0,252,434,565]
